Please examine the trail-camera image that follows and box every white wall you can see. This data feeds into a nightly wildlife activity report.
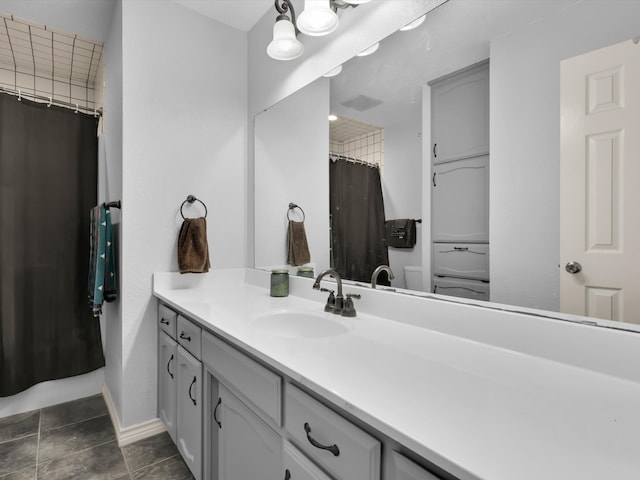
[490,1,640,311]
[383,111,423,288]
[116,0,247,427]
[255,77,330,273]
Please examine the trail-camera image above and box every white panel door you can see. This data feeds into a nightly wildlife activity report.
[432,156,489,243]
[560,38,640,323]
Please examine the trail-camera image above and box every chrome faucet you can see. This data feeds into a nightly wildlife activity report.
[371,265,395,289]
[313,269,345,314]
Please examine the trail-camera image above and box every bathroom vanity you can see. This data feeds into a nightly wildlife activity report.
[153,269,640,480]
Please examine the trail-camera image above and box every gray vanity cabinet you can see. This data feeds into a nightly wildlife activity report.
[157,305,202,480]
[392,451,442,480]
[176,345,202,479]
[217,384,283,479]
[157,331,177,442]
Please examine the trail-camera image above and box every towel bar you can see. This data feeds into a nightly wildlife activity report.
[180,195,208,219]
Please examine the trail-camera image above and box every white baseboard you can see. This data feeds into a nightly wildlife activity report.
[102,385,166,447]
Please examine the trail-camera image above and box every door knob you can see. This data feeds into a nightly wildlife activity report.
[565,261,582,274]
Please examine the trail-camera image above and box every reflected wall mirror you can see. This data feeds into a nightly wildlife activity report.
[254,0,640,329]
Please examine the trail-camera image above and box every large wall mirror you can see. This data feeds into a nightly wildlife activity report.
[254,0,640,330]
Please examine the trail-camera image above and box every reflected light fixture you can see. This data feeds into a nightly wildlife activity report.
[323,65,343,77]
[399,14,426,31]
[328,114,338,121]
[267,0,371,61]
[356,41,379,56]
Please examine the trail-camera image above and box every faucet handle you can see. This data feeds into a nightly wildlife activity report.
[323,290,336,313]
[342,293,360,317]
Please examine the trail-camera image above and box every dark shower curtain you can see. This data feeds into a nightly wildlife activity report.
[329,158,390,284]
[0,93,105,397]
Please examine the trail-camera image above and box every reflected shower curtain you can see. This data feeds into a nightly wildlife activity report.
[329,158,390,285]
[0,93,105,397]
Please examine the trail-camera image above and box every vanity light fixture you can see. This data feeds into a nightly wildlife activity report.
[328,114,338,121]
[356,41,379,56]
[267,0,371,61]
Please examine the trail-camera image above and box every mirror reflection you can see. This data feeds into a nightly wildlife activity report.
[254,0,640,326]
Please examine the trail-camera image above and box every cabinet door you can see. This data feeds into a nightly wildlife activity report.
[283,441,333,480]
[432,156,489,243]
[431,62,489,164]
[177,345,202,480]
[158,331,177,442]
[218,384,282,480]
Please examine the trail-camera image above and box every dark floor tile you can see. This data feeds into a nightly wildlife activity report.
[121,432,178,472]
[0,465,36,479]
[130,455,193,480]
[36,440,127,480]
[38,415,115,463]
[0,410,40,444]
[0,436,37,476]
[40,394,107,431]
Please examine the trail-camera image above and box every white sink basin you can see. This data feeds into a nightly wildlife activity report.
[251,310,350,339]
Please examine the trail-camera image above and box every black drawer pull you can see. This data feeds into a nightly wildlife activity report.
[284,469,291,480]
[188,376,197,406]
[213,397,222,429]
[433,143,437,158]
[454,246,469,251]
[160,318,170,325]
[166,354,174,379]
[304,422,340,457]
[179,332,191,342]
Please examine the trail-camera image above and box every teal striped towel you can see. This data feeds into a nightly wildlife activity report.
[89,204,117,316]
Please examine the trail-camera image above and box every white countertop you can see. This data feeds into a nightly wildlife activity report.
[153,269,640,480]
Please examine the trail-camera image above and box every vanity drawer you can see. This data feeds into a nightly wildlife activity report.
[177,315,202,359]
[285,384,380,480]
[202,331,282,426]
[158,304,177,339]
[284,441,333,480]
[433,276,489,301]
[433,243,489,280]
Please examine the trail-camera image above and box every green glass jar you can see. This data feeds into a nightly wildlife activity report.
[270,269,289,297]
[296,266,314,278]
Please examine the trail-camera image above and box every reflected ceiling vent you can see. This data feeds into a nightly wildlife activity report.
[340,94,383,111]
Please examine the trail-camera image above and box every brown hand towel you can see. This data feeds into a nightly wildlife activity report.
[178,217,211,274]
[287,220,311,266]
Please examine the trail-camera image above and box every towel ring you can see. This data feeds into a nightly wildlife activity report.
[287,202,305,222]
[180,195,208,219]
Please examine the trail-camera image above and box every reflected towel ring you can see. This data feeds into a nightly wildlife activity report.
[287,202,305,222]
[180,195,208,219]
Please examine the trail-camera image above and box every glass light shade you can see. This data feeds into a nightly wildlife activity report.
[322,65,342,77]
[297,0,339,37]
[267,16,304,61]
[357,42,379,56]
[400,15,426,31]
[328,114,338,121]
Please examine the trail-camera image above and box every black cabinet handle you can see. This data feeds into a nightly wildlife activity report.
[304,423,340,457]
[188,376,197,406]
[166,354,174,379]
[213,397,222,429]
[179,332,191,342]
[160,318,169,325]
[284,469,291,480]
[432,172,437,187]
[433,143,437,158]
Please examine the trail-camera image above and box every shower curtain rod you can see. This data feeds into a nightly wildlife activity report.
[329,152,378,167]
[0,87,103,117]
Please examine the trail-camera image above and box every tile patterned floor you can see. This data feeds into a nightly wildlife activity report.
[0,394,193,480]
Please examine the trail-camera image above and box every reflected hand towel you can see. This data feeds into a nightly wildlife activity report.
[287,220,311,266]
